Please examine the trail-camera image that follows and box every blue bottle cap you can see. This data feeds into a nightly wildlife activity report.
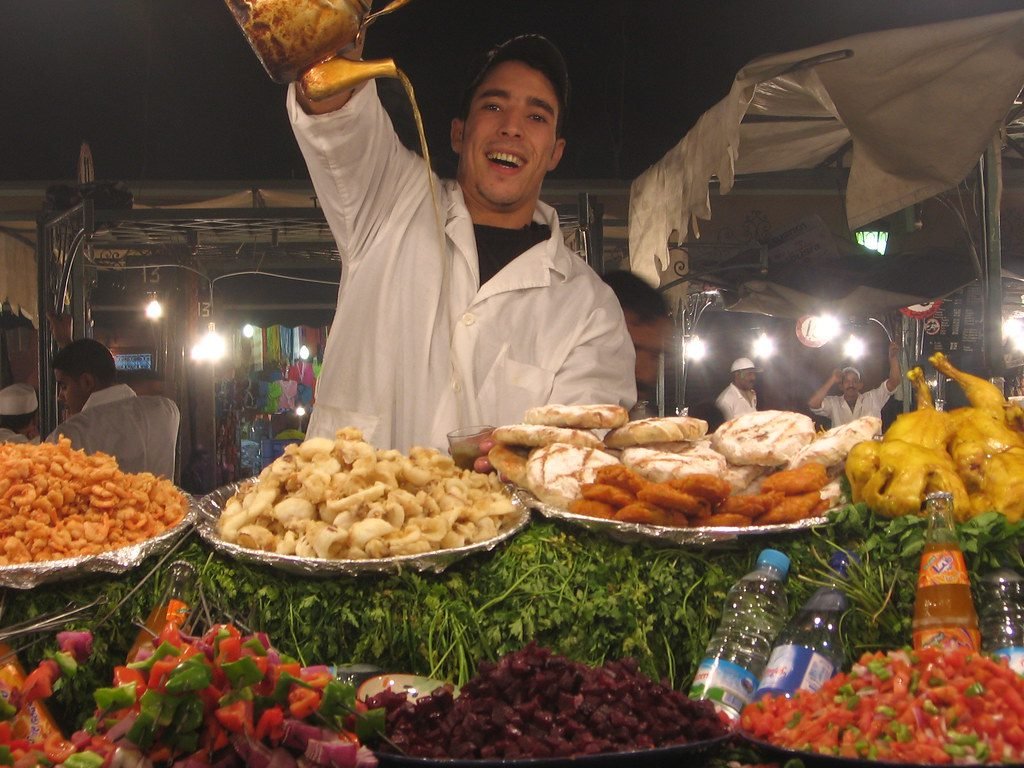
[829,549,858,578]
[757,548,790,578]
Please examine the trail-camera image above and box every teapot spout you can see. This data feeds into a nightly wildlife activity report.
[301,57,399,101]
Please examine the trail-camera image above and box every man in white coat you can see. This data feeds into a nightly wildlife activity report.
[288,34,635,453]
[46,339,180,478]
[716,357,760,422]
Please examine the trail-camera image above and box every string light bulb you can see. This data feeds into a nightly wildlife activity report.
[683,335,706,361]
[299,345,310,360]
[242,324,255,339]
[843,335,866,360]
[144,295,163,320]
[191,322,227,362]
[752,331,775,360]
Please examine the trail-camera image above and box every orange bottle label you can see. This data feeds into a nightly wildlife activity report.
[917,548,969,588]
[0,663,63,741]
[913,626,981,651]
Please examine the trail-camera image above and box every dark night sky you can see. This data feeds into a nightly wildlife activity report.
[3,0,1023,186]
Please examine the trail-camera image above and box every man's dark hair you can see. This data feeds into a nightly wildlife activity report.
[601,270,670,324]
[52,338,116,386]
[0,413,34,432]
[459,34,570,138]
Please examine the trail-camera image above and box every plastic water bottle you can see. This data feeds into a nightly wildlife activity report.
[689,548,790,720]
[979,568,1024,675]
[755,551,850,699]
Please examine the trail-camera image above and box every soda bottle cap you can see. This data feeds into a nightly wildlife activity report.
[757,548,790,577]
[924,491,953,503]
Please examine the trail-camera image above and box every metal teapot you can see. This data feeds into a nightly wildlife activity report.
[224,0,412,99]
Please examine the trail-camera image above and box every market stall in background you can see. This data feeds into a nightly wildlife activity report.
[3,8,1024,768]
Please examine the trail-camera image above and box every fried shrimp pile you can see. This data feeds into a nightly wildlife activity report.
[218,427,518,560]
[568,462,830,529]
[0,439,188,565]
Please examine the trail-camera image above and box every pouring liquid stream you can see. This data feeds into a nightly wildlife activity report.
[302,59,448,295]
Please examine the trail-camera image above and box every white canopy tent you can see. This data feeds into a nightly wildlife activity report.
[628,9,1024,286]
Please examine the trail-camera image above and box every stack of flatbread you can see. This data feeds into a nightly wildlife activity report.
[490,404,880,513]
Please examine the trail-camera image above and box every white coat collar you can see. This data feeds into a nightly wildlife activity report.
[82,383,136,412]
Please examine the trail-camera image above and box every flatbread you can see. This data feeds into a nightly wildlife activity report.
[620,441,728,483]
[786,416,882,469]
[603,416,709,448]
[524,443,622,509]
[719,463,770,495]
[492,423,602,449]
[487,444,530,487]
[711,410,816,467]
[523,403,629,429]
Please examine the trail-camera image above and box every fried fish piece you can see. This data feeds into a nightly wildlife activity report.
[760,462,828,495]
[614,501,688,527]
[755,491,823,525]
[568,498,618,519]
[580,482,636,508]
[665,473,731,506]
[716,492,784,519]
[637,484,711,518]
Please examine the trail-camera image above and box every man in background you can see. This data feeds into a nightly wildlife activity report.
[716,357,760,421]
[601,270,672,418]
[808,341,901,427]
[46,338,180,478]
[0,383,39,444]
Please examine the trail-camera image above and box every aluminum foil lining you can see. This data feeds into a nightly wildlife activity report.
[514,488,831,546]
[196,482,531,576]
[0,496,198,590]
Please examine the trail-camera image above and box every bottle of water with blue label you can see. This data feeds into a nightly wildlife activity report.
[979,568,1024,676]
[689,548,790,720]
[755,551,850,699]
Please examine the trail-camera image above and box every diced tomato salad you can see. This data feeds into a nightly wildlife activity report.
[741,646,1024,764]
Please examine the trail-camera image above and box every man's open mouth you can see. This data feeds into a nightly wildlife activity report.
[487,151,523,168]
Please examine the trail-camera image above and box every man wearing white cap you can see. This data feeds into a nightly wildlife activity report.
[0,383,40,444]
[715,357,760,422]
[808,341,901,427]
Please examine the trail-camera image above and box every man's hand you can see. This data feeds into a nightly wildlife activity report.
[888,341,900,360]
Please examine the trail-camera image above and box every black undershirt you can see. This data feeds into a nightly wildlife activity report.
[474,222,550,286]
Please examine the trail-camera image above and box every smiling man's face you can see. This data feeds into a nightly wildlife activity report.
[451,60,566,229]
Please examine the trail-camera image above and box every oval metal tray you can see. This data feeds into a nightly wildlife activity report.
[197,481,530,576]
[514,488,830,546]
[0,494,198,590]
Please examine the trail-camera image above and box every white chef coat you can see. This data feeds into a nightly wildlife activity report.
[0,428,37,445]
[715,383,757,421]
[811,381,894,427]
[46,384,180,478]
[288,81,636,453]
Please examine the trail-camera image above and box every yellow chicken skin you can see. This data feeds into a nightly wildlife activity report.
[945,407,1024,490]
[882,368,953,452]
[969,447,1024,522]
[930,351,1007,420]
[846,439,971,520]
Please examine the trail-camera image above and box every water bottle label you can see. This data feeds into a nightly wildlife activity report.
[756,644,837,697]
[688,657,758,719]
[918,549,969,588]
[993,647,1024,676]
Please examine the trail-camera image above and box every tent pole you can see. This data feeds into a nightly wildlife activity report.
[980,137,1004,382]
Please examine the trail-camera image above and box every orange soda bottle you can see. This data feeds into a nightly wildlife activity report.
[912,491,980,650]
[126,561,196,662]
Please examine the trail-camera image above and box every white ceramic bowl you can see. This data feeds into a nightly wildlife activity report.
[356,673,458,702]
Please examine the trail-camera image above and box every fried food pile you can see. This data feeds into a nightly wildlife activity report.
[489,405,868,529]
[218,427,518,560]
[0,439,188,565]
[846,352,1024,521]
[569,462,830,528]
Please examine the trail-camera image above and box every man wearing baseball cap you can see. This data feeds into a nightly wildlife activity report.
[0,383,39,444]
[715,357,761,422]
[808,341,901,427]
[286,32,635,453]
